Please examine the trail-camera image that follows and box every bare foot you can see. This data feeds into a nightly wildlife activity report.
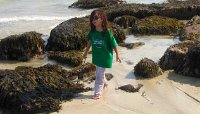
[92,95,102,100]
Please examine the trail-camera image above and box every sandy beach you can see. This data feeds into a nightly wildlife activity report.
[51,56,200,114]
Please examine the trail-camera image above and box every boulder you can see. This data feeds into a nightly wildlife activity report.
[179,15,200,41]
[0,31,45,61]
[132,16,182,35]
[159,40,198,70]
[134,58,162,78]
[48,51,83,67]
[113,15,138,29]
[46,17,125,51]
[175,44,200,77]
[69,0,126,9]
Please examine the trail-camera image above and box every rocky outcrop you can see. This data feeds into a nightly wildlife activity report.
[113,15,138,29]
[179,16,200,41]
[46,17,125,51]
[134,58,162,78]
[0,31,45,61]
[48,51,83,67]
[69,0,126,9]
[159,40,198,70]
[132,16,182,35]
[103,1,200,21]
[0,63,95,113]
[175,44,200,77]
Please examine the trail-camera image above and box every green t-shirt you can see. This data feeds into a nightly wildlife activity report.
[88,29,118,68]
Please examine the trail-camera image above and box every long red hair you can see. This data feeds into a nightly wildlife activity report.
[90,9,111,36]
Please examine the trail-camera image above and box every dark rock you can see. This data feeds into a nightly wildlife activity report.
[134,58,162,78]
[0,31,45,61]
[119,42,145,49]
[69,0,126,9]
[179,15,200,41]
[103,1,200,22]
[159,40,198,70]
[118,84,143,93]
[0,63,95,113]
[175,44,200,77]
[132,16,182,35]
[46,17,125,51]
[113,15,138,29]
[105,73,114,81]
[48,51,83,67]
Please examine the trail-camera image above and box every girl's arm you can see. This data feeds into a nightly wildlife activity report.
[113,46,122,63]
[83,41,91,59]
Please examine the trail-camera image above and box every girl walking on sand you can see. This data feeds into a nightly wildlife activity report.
[83,9,121,99]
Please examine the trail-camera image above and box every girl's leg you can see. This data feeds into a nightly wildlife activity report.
[94,66,106,98]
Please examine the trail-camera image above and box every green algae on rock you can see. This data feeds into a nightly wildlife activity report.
[132,16,182,35]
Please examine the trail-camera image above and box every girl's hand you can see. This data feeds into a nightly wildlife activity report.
[116,55,122,63]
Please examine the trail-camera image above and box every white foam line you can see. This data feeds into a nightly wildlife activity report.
[0,14,88,23]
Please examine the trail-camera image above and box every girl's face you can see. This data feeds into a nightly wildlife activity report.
[92,13,102,27]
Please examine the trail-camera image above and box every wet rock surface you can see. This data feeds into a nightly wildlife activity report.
[0,63,95,113]
[134,58,162,78]
[159,40,198,70]
[48,51,83,67]
[0,31,45,61]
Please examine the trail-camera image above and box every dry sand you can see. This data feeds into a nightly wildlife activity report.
[52,60,200,114]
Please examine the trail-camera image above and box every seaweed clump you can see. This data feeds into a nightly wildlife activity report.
[48,51,83,67]
[134,58,162,78]
[0,63,95,113]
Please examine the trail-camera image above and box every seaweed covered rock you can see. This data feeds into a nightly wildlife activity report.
[119,42,145,49]
[46,17,90,51]
[0,63,95,113]
[69,0,126,9]
[118,84,143,93]
[46,17,125,51]
[134,58,162,78]
[0,31,45,61]
[132,16,182,35]
[175,44,200,77]
[159,40,198,70]
[48,51,83,67]
[103,1,200,22]
[113,15,138,29]
[179,16,200,41]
